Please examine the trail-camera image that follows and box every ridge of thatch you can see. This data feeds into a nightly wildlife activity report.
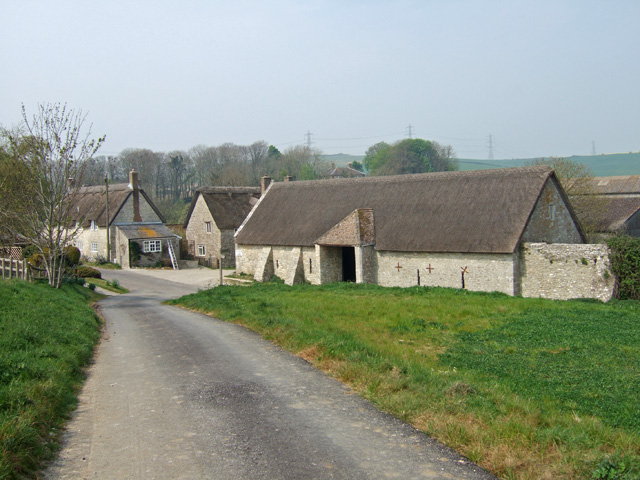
[589,176,640,195]
[69,183,165,227]
[235,166,560,254]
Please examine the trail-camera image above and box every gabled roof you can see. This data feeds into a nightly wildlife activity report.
[572,196,640,232]
[69,183,165,227]
[236,166,573,254]
[329,166,366,178]
[588,176,640,195]
[184,186,261,229]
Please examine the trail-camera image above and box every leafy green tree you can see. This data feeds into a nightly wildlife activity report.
[363,138,457,176]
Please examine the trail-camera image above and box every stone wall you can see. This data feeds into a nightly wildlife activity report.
[519,242,614,301]
[521,179,583,244]
[376,251,517,294]
[185,195,221,264]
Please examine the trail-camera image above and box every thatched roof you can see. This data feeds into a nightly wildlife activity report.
[184,186,261,230]
[572,196,640,232]
[236,166,573,254]
[588,176,640,195]
[69,183,164,227]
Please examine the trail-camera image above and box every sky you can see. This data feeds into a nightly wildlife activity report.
[2,0,639,160]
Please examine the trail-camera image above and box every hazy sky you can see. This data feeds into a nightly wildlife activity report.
[2,1,639,160]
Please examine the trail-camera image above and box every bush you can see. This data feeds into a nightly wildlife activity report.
[77,266,102,279]
[65,245,81,266]
[607,234,640,300]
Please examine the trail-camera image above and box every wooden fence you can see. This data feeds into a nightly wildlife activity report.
[1,257,29,280]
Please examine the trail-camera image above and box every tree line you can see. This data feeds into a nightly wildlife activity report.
[84,143,330,202]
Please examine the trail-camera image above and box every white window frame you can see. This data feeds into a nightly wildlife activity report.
[197,244,206,257]
[90,242,98,253]
[90,220,98,231]
[143,240,162,253]
[76,240,83,250]
[205,221,212,233]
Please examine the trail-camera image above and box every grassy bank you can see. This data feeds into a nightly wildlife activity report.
[168,283,640,480]
[0,280,102,479]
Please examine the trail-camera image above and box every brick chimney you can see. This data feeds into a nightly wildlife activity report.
[261,175,271,195]
[129,169,142,222]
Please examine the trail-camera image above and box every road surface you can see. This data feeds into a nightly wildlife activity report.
[44,268,496,479]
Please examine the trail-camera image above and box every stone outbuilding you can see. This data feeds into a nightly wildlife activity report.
[183,186,261,268]
[235,166,614,301]
[70,170,181,268]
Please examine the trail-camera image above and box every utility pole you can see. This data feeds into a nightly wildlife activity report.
[104,174,111,263]
[487,134,495,160]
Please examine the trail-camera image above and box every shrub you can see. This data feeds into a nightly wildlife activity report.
[64,245,81,266]
[607,234,640,300]
[77,266,102,279]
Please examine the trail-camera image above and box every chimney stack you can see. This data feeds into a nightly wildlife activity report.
[129,169,142,222]
[261,175,271,195]
[284,175,293,182]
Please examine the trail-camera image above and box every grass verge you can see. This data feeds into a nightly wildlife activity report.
[0,280,102,479]
[82,277,128,294]
[168,282,640,480]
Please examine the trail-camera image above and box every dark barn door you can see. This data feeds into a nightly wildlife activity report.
[342,247,356,282]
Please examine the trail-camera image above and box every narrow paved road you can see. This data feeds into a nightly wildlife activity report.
[45,269,496,480]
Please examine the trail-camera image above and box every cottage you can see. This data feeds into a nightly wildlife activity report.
[71,170,181,268]
[183,186,260,268]
[235,166,614,301]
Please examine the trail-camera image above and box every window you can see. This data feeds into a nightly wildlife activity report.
[143,240,162,253]
[90,220,98,231]
[309,258,313,273]
[197,244,206,256]
[90,242,98,253]
[205,221,212,233]
[76,240,83,250]
[549,205,556,221]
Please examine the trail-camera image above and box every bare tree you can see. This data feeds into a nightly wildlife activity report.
[1,103,104,287]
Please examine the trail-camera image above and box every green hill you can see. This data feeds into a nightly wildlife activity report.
[325,152,640,177]
[458,152,640,177]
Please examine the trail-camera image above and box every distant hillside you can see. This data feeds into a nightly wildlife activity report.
[458,152,640,177]
[324,152,640,177]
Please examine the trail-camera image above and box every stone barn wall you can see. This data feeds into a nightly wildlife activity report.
[375,251,517,295]
[519,242,614,301]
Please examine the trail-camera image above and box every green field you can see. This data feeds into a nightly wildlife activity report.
[169,283,640,480]
[325,152,640,177]
[457,152,640,177]
[0,280,102,479]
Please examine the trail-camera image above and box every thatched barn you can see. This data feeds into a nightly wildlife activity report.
[235,166,614,301]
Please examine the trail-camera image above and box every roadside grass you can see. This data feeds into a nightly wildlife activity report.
[82,277,128,294]
[168,283,640,480]
[82,261,121,270]
[0,280,102,479]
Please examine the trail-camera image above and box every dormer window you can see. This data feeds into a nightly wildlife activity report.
[90,220,98,231]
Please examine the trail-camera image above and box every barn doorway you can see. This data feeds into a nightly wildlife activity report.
[342,247,356,282]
